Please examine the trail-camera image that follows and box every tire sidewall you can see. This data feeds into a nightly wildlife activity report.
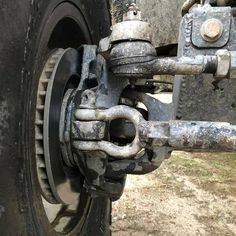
[9,0,110,235]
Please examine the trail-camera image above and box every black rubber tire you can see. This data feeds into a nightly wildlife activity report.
[0,1,111,235]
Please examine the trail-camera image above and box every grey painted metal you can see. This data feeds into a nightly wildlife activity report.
[173,4,236,124]
[192,5,231,48]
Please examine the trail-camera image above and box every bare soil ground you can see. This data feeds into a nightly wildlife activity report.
[112,152,236,236]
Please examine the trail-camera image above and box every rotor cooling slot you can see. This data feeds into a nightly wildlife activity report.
[35,49,64,204]
[35,48,83,205]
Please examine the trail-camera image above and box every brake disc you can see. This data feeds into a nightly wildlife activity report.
[35,48,82,205]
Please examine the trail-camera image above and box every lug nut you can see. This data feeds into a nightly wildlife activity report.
[200,18,223,42]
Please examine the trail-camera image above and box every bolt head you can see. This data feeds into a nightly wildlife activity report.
[200,18,223,42]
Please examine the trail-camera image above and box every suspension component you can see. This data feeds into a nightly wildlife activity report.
[73,105,236,158]
[99,2,157,78]
[57,2,236,200]
[99,2,236,79]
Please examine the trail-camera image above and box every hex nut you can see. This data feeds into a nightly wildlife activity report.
[215,49,231,78]
[200,18,223,42]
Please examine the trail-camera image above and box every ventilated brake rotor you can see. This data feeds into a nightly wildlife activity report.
[35,48,82,205]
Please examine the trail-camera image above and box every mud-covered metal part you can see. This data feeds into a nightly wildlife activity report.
[111,54,218,78]
[99,1,156,71]
[123,3,141,21]
[109,41,157,67]
[74,106,144,158]
[74,105,236,157]
[140,120,236,151]
[72,121,106,141]
[95,59,128,109]
[110,2,152,43]
[230,51,236,78]
[77,45,98,91]
[59,2,236,200]
[110,0,185,47]
[110,20,152,43]
[105,149,168,178]
[61,45,130,200]
[60,89,76,167]
[105,3,235,79]
[103,2,234,80]
[110,47,236,79]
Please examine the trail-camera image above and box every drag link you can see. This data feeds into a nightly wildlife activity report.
[74,106,236,159]
[140,120,236,151]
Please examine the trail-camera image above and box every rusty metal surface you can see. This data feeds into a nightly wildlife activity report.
[110,0,185,47]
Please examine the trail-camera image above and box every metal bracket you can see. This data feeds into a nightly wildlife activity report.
[192,5,231,48]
